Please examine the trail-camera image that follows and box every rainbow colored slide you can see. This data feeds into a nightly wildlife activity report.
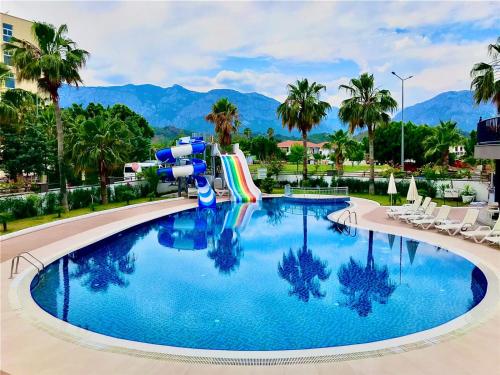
[219,146,262,203]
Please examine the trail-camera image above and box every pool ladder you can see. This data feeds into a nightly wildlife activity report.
[338,209,358,226]
[10,252,45,280]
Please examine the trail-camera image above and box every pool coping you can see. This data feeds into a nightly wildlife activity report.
[7,196,500,366]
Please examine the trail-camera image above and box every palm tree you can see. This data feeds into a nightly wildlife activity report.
[470,37,500,113]
[0,62,10,86]
[328,129,357,175]
[72,114,131,204]
[424,120,463,166]
[277,79,331,179]
[338,73,397,194]
[267,127,275,139]
[5,22,89,211]
[205,98,240,147]
[243,127,252,139]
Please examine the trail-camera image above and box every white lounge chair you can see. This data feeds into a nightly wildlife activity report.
[435,209,480,235]
[400,202,437,223]
[412,205,451,229]
[387,195,422,213]
[387,196,424,219]
[461,219,500,243]
[485,236,500,246]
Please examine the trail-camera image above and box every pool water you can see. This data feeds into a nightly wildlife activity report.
[31,199,487,351]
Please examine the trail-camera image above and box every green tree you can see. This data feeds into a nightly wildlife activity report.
[424,120,463,166]
[267,127,275,139]
[5,22,89,211]
[328,129,357,175]
[72,114,131,204]
[277,79,331,179]
[205,98,240,147]
[243,127,252,139]
[346,143,365,166]
[470,37,500,113]
[338,73,398,194]
[288,144,305,174]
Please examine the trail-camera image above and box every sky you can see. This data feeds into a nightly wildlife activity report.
[3,1,499,107]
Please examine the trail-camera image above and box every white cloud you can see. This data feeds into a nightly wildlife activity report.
[3,1,499,106]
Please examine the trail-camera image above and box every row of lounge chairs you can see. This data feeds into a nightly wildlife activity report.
[386,196,500,246]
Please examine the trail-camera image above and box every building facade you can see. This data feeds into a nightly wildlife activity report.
[1,13,38,93]
[474,116,500,203]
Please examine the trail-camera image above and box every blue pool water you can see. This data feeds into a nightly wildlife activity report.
[31,199,487,351]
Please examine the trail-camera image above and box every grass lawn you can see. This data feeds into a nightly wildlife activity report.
[1,196,172,235]
[249,162,379,174]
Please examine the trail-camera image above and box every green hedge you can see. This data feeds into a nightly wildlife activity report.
[0,182,149,221]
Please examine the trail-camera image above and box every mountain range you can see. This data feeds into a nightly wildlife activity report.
[60,84,496,135]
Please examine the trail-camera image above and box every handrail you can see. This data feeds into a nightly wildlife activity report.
[289,186,349,197]
[338,209,358,226]
[10,252,45,279]
[17,252,45,271]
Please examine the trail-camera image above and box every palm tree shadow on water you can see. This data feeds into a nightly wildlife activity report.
[278,206,331,302]
[337,231,396,317]
[208,227,243,275]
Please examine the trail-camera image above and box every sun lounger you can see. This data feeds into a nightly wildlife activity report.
[387,195,422,213]
[387,196,424,219]
[485,236,500,246]
[435,209,480,235]
[400,202,436,223]
[461,219,500,243]
[411,205,451,229]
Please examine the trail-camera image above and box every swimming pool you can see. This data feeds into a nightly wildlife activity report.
[31,198,487,351]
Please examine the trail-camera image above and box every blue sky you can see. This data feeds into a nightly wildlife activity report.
[4,1,500,107]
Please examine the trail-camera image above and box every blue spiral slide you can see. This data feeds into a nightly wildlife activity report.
[156,138,216,208]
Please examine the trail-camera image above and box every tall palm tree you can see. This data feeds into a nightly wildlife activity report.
[243,127,252,139]
[328,129,358,175]
[470,37,500,113]
[424,120,463,166]
[5,22,89,211]
[72,114,131,204]
[205,98,240,147]
[338,73,397,194]
[277,79,331,179]
[267,127,275,139]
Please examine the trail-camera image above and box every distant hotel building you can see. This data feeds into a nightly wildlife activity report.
[1,13,38,93]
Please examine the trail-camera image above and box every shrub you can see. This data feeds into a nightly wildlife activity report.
[0,211,12,231]
[261,177,275,194]
[114,184,139,203]
[68,188,96,209]
[43,192,59,215]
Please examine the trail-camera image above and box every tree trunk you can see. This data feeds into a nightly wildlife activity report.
[368,127,375,195]
[443,149,449,167]
[53,99,68,212]
[302,132,308,180]
[302,205,308,250]
[99,159,108,205]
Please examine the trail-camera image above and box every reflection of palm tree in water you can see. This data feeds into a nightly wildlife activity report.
[69,227,145,292]
[208,228,243,274]
[278,206,331,302]
[337,231,396,317]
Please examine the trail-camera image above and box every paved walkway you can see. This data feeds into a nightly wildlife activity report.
[1,198,499,375]
[1,198,190,262]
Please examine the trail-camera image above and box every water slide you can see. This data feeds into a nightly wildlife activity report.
[219,145,262,203]
[156,138,216,208]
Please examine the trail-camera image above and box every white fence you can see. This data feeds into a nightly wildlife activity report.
[285,186,349,198]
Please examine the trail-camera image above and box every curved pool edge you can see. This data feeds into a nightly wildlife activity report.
[8,196,500,366]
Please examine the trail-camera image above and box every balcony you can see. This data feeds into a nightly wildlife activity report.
[477,116,500,145]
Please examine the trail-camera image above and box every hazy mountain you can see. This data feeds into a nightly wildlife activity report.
[60,84,342,135]
[60,85,495,136]
[393,90,496,132]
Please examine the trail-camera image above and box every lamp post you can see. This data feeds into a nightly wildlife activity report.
[392,72,413,172]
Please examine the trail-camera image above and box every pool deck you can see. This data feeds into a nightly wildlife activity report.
[1,197,500,374]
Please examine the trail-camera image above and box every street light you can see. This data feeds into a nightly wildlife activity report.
[392,71,413,172]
